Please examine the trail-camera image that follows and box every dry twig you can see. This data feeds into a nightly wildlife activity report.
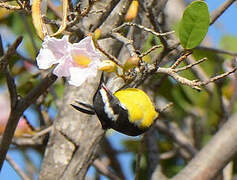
[6,155,31,180]
[210,0,237,25]
[113,22,174,37]
[196,46,237,57]
[93,159,122,180]
[111,32,137,57]
[171,113,237,180]
[101,138,125,179]
[174,58,207,73]
[0,2,21,10]
[139,45,163,58]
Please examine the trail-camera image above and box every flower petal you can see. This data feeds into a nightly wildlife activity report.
[36,48,58,69]
[68,67,98,87]
[43,35,71,60]
[53,56,74,77]
[73,36,96,52]
[36,35,72,70]
[70,44,103,67]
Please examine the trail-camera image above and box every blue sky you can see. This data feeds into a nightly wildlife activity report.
[207,0,237,45]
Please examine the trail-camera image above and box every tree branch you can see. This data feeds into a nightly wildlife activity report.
[101,137,125,179]
[0,72,57,171]
[196,46,237,57]
[171,113,237,180]
[210,0,237,25]
[93,159,122,180]
[155,121,197,159]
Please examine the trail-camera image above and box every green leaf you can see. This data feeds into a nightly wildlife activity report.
[179,1,210,49]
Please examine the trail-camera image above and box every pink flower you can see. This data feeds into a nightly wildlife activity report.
[36,35,104,86]
[0,93,34,137]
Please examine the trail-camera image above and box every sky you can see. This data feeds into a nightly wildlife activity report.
[0,1,237,180]
[206,0,237,45]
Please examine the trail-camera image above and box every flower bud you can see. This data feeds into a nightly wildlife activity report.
[124,56,139,71]
[94,28,102,40]
[98,60,117,72]
[125,0,139,22]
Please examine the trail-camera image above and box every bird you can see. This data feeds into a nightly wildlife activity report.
[71,73,158,136]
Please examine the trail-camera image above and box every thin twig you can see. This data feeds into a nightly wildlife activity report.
[16,0,24,9]
[42,16,60,27]
[11,137,44,146]
[159,103,173,113]
[32,126,53,140]
[90,0,126,33]
[110,32,137,57]
[0,1,30,13]
[101,138,125,179]
[0,2,21,10]
[196,46,237,57]
[159,149,177,160]
[139,45,163,58]
[157,66,237,91]
[0,36,23,70]
[185,55,214,93]
[171,51,192,69]
[94,40,123,68]
[113,22,174,37]
[6,155,31,180]
[199,67,237,86]
[174,58,207,73]
[142,0,169,51]
[157,67,201,91]
[155,121,197,159]
[80,0,98,17]
[93,159,122,180]
[67,0,99,28]
[210,0,237,25]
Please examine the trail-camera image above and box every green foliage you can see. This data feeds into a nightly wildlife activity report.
[179,1,210,49]
[122,139,140,153]
[192,49,224,76]
[142,34,162,63]
[220,35,237,52]
[220,35,237,59]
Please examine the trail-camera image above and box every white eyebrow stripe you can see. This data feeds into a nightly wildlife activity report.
[100,88,119,121]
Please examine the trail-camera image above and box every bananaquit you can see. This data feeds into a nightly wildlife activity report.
[71,74,158,136]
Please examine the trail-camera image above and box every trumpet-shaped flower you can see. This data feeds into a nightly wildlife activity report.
[36,35,104,86]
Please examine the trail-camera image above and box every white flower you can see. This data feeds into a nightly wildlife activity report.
[36,35,104,86]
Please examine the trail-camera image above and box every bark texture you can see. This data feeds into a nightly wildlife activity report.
[39,1,130,179]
